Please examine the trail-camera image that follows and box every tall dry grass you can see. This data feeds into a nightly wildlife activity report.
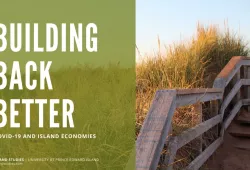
[136,24,249,169]
[136,24,249,134]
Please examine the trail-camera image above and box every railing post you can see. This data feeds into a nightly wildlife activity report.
[136,90,177,170]
[193,102,203,153]
[162,137,178,170]
[213,78,225,138]
[232,70,241,117]
[247,67,250,111]
[210,100,219,138]
[244,66,250,111]
[235,71,241,102]
[161,125,173,169]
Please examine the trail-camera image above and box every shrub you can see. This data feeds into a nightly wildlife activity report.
[136,24,249,134]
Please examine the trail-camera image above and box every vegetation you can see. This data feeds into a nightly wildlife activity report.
[0,66,135,170]
[136,24,249,133]
[136,24,249,168]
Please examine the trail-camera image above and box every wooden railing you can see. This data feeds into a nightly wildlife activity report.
[136,56,250,170]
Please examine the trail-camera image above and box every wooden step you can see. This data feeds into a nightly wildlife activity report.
[237,110,250,124]
[228,122,250,137]
[233,138,250,151]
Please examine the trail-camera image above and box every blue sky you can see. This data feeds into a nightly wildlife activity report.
[136,0,250,57]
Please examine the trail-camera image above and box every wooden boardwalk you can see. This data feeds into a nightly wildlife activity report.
[136,56,250,170]
[206,110,250,170]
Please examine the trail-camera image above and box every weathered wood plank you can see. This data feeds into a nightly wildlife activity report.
[176,88,222,95]
[244,66,248,95]
[193,103,203,154]
[213,56,243,88]
[210,100,219,138]
[161,137,178,170]
[176,92,223,107]
[220,79,250,119]
[247,67,250,111]
[213,56,250,89]
[244,66,249,104]
[220,79,242,115]
[221,99,250,136]
[216,56,244,79]
[161,125,174,170]
[233,71,241,102]
[242,99,250,105]
[228,121,250,137]
[233,138,250,150]
[136,90,176,170]
[223,100,242,130]
[184,137,223,170]
[237,109,250,124]
[174,114,221,149]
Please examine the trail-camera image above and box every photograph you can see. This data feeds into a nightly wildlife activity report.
[0,1,134,170]
[1,0,250,169]
[136,1,250,170]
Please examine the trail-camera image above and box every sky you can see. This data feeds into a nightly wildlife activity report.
[136,0,250,59]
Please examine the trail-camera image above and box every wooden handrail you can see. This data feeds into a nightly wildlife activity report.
[220,79,250,120]
[176,88,223,95]
[174,114,221,149]
[136,90,176,170]
[184,137,223,170]
[176,88,223,107]
[136,56,250,170]
[213,56,250,88]
[136,89,223,170]
[223,99,250,130]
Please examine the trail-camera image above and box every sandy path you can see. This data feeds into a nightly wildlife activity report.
[205,132,250,170]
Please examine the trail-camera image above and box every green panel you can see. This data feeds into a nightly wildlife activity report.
[0,1,135,169]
